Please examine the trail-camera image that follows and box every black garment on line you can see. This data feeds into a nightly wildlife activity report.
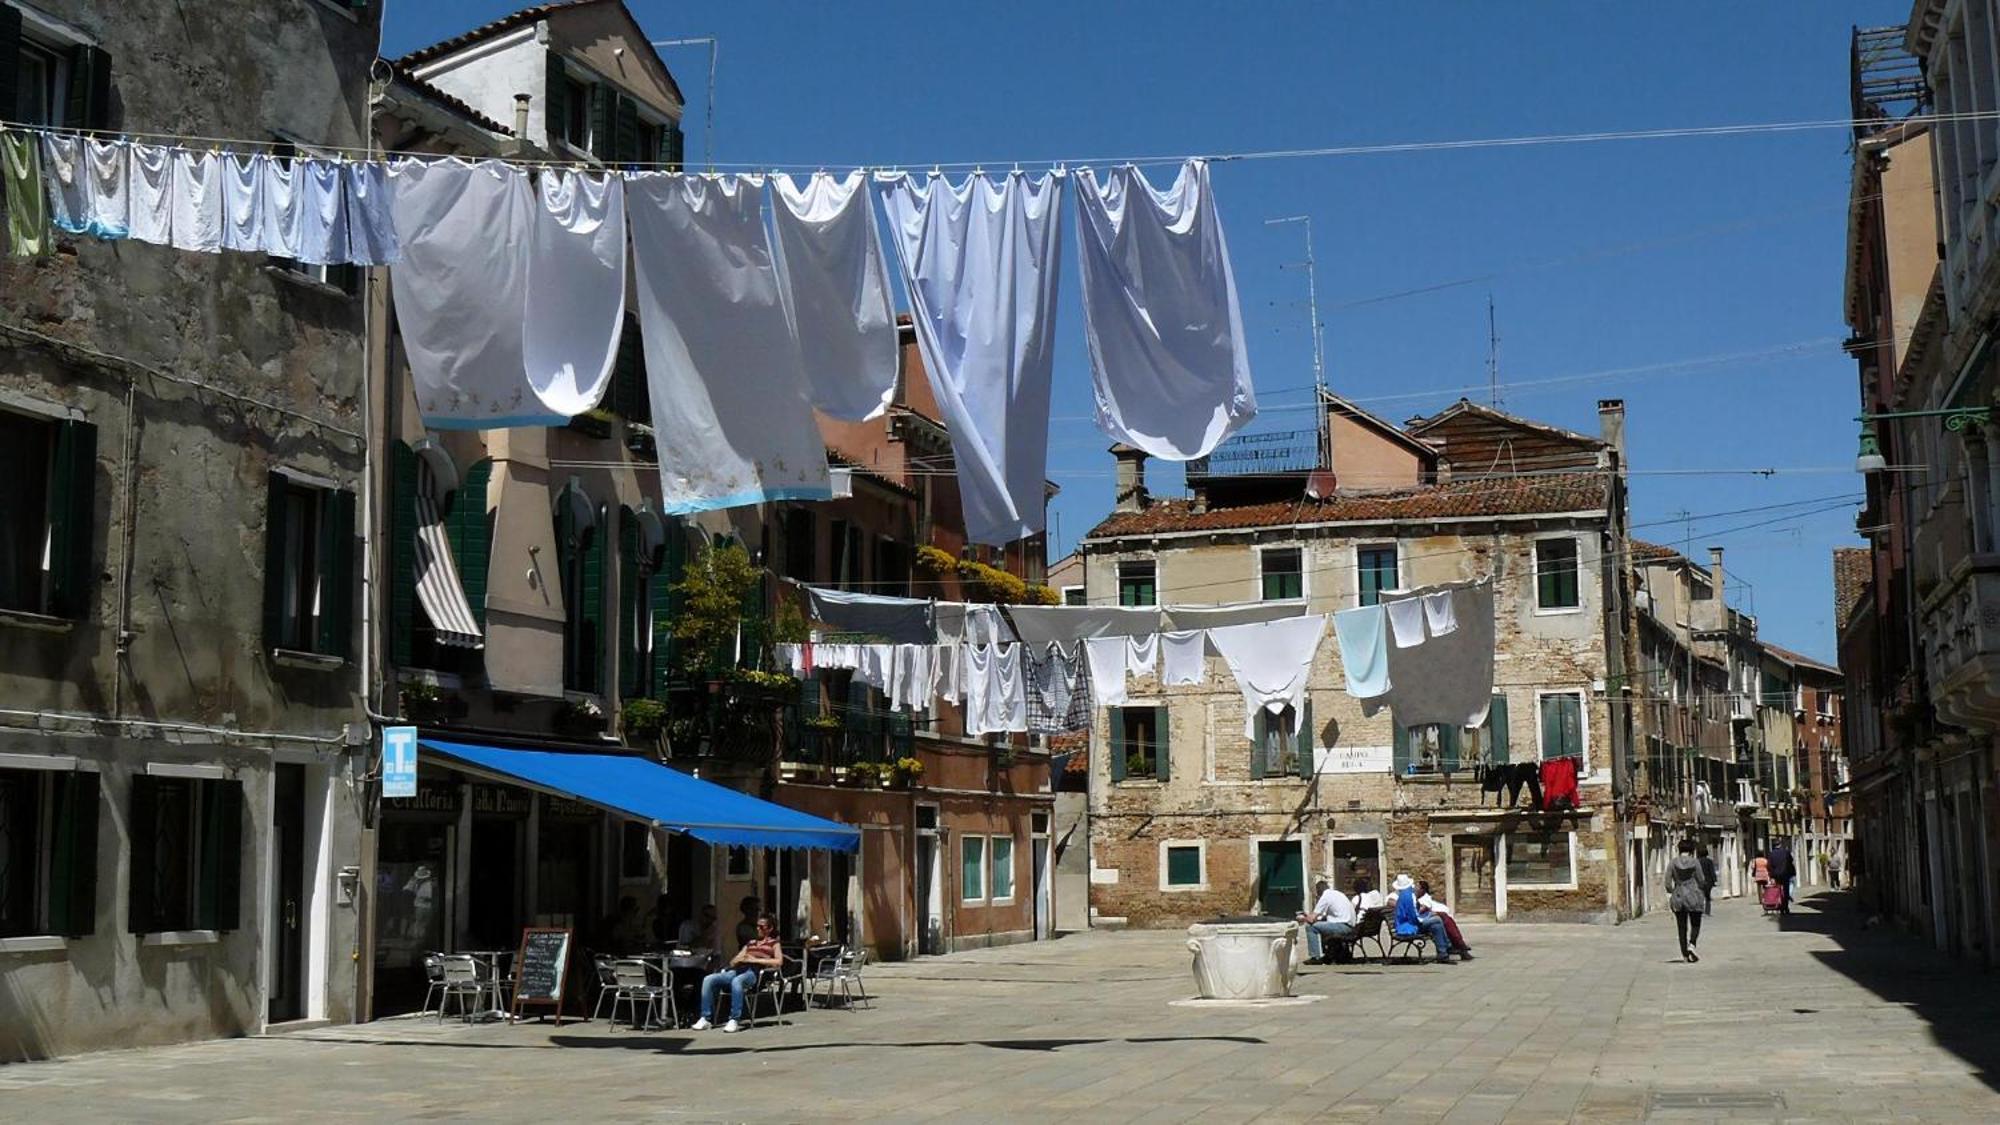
[1480,762,1506,806]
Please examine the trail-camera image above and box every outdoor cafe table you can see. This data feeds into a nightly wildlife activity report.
[465,951,512,1022]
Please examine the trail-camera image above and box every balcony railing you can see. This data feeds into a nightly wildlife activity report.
[1920,554,2000,731]
[782,703,916,767]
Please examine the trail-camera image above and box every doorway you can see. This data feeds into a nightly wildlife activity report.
[1452,837,1497,917]
[1330,837,1382,898]
[1255,840,1305,917]
[915,805,943,954]
[467,818,522,951]
[1031,811,1051,940]
[268,763,306,1023]
[373,818,455,1015]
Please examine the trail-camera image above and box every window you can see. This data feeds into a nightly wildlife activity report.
[828,520,863,590]
[128,775,243,934]
[990,836,1014,901]
[1505,830,1575,888]
[0,408,94,619]
[263,472,355,659]
[724,846,752,878]
[553,484,606,692]
[1356,544,1397,607]
[1062,586,1086,606]
[0,766,98,939]
[960,835,985,901]
[1330,838,1382,897]
[1251,700,1313,779]
[14,37,61,125]
[1110,706,1166,781]
[267,140,359,293]
[782,508,815,583]
[1117,561,1156,606]
[1162,842,1205,890]
[1537,692,1585,762]
[562,77,590,147]
[1260,547,1303,601]
[4,13,107,131]
[1534,538,1580,610]
[609,312,649,423]
[875,538,910,598]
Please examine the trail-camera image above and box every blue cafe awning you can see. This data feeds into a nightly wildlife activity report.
[419,740,859,853]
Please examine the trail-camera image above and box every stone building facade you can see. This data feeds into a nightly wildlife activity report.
[1080,395,1633,928]
[0,0,377,1058]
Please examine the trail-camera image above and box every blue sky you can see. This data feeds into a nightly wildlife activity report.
[387,2,1908,663]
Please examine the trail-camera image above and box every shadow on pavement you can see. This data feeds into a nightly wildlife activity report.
[1783,890,2000,1093]
[545,1033,1268,1055]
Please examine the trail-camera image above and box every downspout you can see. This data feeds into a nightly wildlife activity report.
[112,378,138,720]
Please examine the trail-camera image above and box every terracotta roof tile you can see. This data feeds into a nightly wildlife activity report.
[398,2,595,68]
[1630,538,1682,563]
[1085,472,1610,539]
[1763,642,1839,677]
[395,75,513,136]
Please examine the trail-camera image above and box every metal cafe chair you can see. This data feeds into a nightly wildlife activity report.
[590,956,621,1022]
[436,954,495,1023]
[744,956,802,1028]
[810,946,872,1010]
[606,958,674,1030]
[419,953,447,1015]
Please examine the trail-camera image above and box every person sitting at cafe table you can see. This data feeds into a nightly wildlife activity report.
[678,904,719,951]
[692,913,785,1033]
[734,895,762,946]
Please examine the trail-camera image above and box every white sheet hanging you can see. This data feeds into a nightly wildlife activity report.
[1075,160,1255,460]
[83,138,128,239]
[627,173,831,513]
[168,150,223,253]
[296,158,348,265]
[877,171,1064,546]
[1083,635,1129,707]
[1161,629,1207,686]
[125,144,172,245]
[1385,596,1426,649]
[1127,632,1159,677]
[523,169,625,417]
[39,134,91,235]
[388,159,556,429]
[1422,590,1458,638]
[1208,614,1327,738]
[259,154,302,258]
[344,159,399,265]
[769,171,898,421]
[963,643,1027,736]
[220,153,264,252]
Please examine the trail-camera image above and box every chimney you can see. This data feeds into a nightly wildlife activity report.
[512,93,532,147]
[1597,399,1626,466]
[1708,546,1725,606]
[1111,444,1149,513]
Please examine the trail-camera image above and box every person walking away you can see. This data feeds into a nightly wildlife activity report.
[1767,841,1795,915]
[1696,845,1718,914]
[1390,874,1453,964]
[693,913,784,1033]
[1416,880,1473,959]
[1751,850,1770,903]
[1296,879,1358,964]
[1668,840,1708,962]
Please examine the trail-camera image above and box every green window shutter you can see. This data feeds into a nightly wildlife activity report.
[48,771,99,937]
[650,527,680,699]
[48,417,97,619]
[1487,693,1509,761]
[261,472,290,652]
[197,780,244,932]
[614,95,640,164]
[581,506,607,693]
[619,508,642,698]
[589,83,614,159]
[1393,722,1411,775]
[389,443,418,667]
[612,315,647,421]
[555,494,577,689]
[545,54,568,143]
[664,123,686,171]
[447,460,493,631]
[1109,709,1126,782]
[126,775,158,933]
[318,489,355,660]
[1295,697,1315,779]
[1153,706,1170,783]
[0,8,21,124]
[65,45,112,131]
[1249,711,1267,780]
[1439,723,1461,772]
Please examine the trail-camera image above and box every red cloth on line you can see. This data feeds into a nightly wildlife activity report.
[1539,756,1579,810]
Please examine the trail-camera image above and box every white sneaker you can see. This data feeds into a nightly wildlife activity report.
[722,1019,742,1033]
[690,1017,712,1031]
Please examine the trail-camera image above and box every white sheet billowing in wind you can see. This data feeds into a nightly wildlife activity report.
[877,171,1064,546]
[387,159,558,429]
[523,169,625,418]
[1075,160,1255,460]
[769,172,898,421]
[626,173,831,513]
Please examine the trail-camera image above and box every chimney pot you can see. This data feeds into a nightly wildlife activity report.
[513,93,531,139]
[1111,444,1149,514]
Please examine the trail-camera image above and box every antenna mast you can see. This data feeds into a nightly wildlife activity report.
[1487,294,1500,407]
[1266,215,1327,464]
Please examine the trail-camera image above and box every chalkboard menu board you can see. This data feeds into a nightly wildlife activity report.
[511,927,572,1024]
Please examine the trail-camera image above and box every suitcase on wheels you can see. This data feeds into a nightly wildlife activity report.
[1760,882,1784,912]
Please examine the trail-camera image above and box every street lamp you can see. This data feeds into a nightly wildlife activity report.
[1852,407,1992,472]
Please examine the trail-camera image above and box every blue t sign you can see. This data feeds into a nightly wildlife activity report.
[383,726,418,799]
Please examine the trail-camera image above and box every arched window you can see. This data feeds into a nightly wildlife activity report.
[553,481,605,693]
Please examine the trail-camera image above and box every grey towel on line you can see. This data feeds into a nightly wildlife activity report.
[1360,578,1496,729]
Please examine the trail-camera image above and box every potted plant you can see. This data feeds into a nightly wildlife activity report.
[848,761,880,788]
[891,756,925,788]
[622,697,667,749]
[399,681,444,724]
[556,697,606,737]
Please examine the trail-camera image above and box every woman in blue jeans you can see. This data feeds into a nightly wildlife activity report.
[692,913,785,1033]
[1391,874,1454,964]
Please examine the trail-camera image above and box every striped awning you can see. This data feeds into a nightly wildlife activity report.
[415,464,483,649]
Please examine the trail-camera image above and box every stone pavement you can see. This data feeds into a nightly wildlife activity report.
[3,890,1997,1123]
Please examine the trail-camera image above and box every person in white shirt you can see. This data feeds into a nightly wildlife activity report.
[1416,880,1473,959]
[1351,875,1387,914]
[1296,879,1359,964]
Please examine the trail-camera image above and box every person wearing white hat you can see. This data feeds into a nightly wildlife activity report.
[1390,873,1454,964]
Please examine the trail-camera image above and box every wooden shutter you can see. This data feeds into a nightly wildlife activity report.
[1438,724,1461,772]
[1487,693,1509,761]
[581,506,607,692]
[389,443,418,666]
[49,771,99,937]
[318,488,355,659]
[65,45,112,131]
[198,780,244,932]
[126,775,158,933]
[448,460,493,630]
[1295,697,1315,779]
[1153,706,1170,783]
[664,122,686,171]
[48,417,97,619]
[555,493,578,688]
[1109,709,1126,782]
[612,314,647,421]
[0,8,20,123]
[545,54,568,144]
[261,472,290,652]
[588,82,614,158]
[1392,722,1411,775]
[619,508,642,698]
[613,94,640,164]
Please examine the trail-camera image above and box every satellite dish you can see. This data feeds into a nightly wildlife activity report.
[1306,470,1335,500]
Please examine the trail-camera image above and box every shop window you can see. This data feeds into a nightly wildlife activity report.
[0,766,98,938]
[1506,830,1575,889]
[1109,706,1167,782]
[1356,544,1397,607]
[0,408,95,619]
[989,836,1014,902]
[1537,692,1586,762]
[263,472,355,659]
[1535,538,1580,610]
[127,775,243,933]
[960,835,985,901]
[1118,560,1156,606]
[1163,843,1204,889]
[1260,547,1303,601]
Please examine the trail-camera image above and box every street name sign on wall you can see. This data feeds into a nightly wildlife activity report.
[1318,745,1393,775]
[383,726,418,799]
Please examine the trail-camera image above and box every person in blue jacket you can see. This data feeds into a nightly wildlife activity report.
[1391,873,1455,964]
